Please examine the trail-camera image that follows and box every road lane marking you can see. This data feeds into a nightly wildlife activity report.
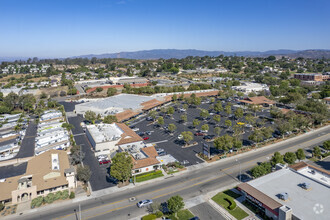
[54,132,330,220]
[55,176,204,220]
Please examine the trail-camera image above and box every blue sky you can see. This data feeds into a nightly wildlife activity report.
[0,0,329,58]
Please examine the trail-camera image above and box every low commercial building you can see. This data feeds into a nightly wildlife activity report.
[294,73,324,81]
[120,145,160,175]
[85,123,144,157]
[238,162,329,220]
[75,94,156,117]
[239,96,275,107]
[0,149,76,204]
[232,82,269,94]
[109,77,149,85]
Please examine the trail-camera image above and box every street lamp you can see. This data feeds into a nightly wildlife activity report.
[236,159,241,182]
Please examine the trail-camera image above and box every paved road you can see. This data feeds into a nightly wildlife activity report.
[190,202,226,220]
[15,120,36,158]
[11,126,329,220]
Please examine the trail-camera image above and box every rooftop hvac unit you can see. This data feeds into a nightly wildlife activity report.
[279,192,289,200]
[135,154,141,159]
[301,182,310,190]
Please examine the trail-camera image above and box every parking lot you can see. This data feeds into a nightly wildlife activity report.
[68,115,116,191]
[130,97,275,166]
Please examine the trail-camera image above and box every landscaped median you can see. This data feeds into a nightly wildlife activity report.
[135,170,164,183]
[211,190,248,220]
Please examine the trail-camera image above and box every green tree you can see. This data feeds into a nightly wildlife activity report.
[225,105,232,115]
[296,149,306,161]
[323,140,330,151]
[157,116,164,125]
[193,119,200,128]
[84,110,97,123]
[181,131,193,144]
[313,146,321,158]
[40,92,47,99]
[107,87,117,97]
[234,108,244,119]
[167,106,174,115]
[214,135,234,152]
[225,120,232,128]
[213,115,221,125]
[148,110,157,120]
[180,114,187,123]
[284,152,297,164]
[110,152,133,183]
[201,124,209,132]
[172,94,177,101]
[95,87,103,92]
[271,152,284,166]
[103,115,117,124]
[168,123,177,133]
[248,130,264,146]
[77,165,91,183]
[214,102,223,112]
[214,127,222,137]
[167,195,184,217]
[200,109,209,119]
[182,104,188,110]
[62,123,75,131]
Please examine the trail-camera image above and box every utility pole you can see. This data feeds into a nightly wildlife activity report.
[236,159,241,182]
[79,204,81,220]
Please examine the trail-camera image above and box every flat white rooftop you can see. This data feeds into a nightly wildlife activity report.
[75,94,154,115]
[87,123,123,143]
[248,167,329,220]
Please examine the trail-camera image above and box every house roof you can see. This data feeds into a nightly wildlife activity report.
[0,149,71,201]
[239,96,275,105]
[132,146,160,169]
[115,123,143,145]
[115,110,139,122]
[238,183,282,210]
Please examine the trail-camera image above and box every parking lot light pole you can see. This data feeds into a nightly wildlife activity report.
[236,159,241,182]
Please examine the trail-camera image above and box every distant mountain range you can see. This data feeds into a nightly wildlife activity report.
[72,49,330,60]
[1,49,330,63]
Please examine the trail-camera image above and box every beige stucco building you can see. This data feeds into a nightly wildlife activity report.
[0,150,76,204]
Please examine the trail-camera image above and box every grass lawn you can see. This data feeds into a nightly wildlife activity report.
[135,170,164,182]
[167,209,194,220]
[212,192,248,220]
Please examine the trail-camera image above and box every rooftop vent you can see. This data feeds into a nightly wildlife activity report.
[279,192,289,201]
[301,182,311,190]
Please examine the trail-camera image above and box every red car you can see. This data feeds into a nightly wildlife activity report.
[99,160,111,165]
[143,136,150,140]
[194,132,205,136]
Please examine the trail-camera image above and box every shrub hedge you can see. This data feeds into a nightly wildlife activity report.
[30,190,71,208]
[225,197,237,210]
[141,214,157,220]
[136,170,163,182]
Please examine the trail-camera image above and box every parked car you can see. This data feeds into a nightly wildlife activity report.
[195,132,206,136]
[146,117,153,121]
[137,132,145,136]
[143,136,150,140]
[156,148,165,153]
[137,199,153,208]
[178,134,183,140]
[99,160,111,165]
[158,151,167,156]
[203,135,214,140]
[145,131,152,135]
[132,128,139,132]
[189,217,200,220]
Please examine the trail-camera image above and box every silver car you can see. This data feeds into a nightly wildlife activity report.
[137,199,153,208]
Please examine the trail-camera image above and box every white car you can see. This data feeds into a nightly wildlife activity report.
[178,134,183,140]
[132,128,140,132]
[137,199,153,208]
